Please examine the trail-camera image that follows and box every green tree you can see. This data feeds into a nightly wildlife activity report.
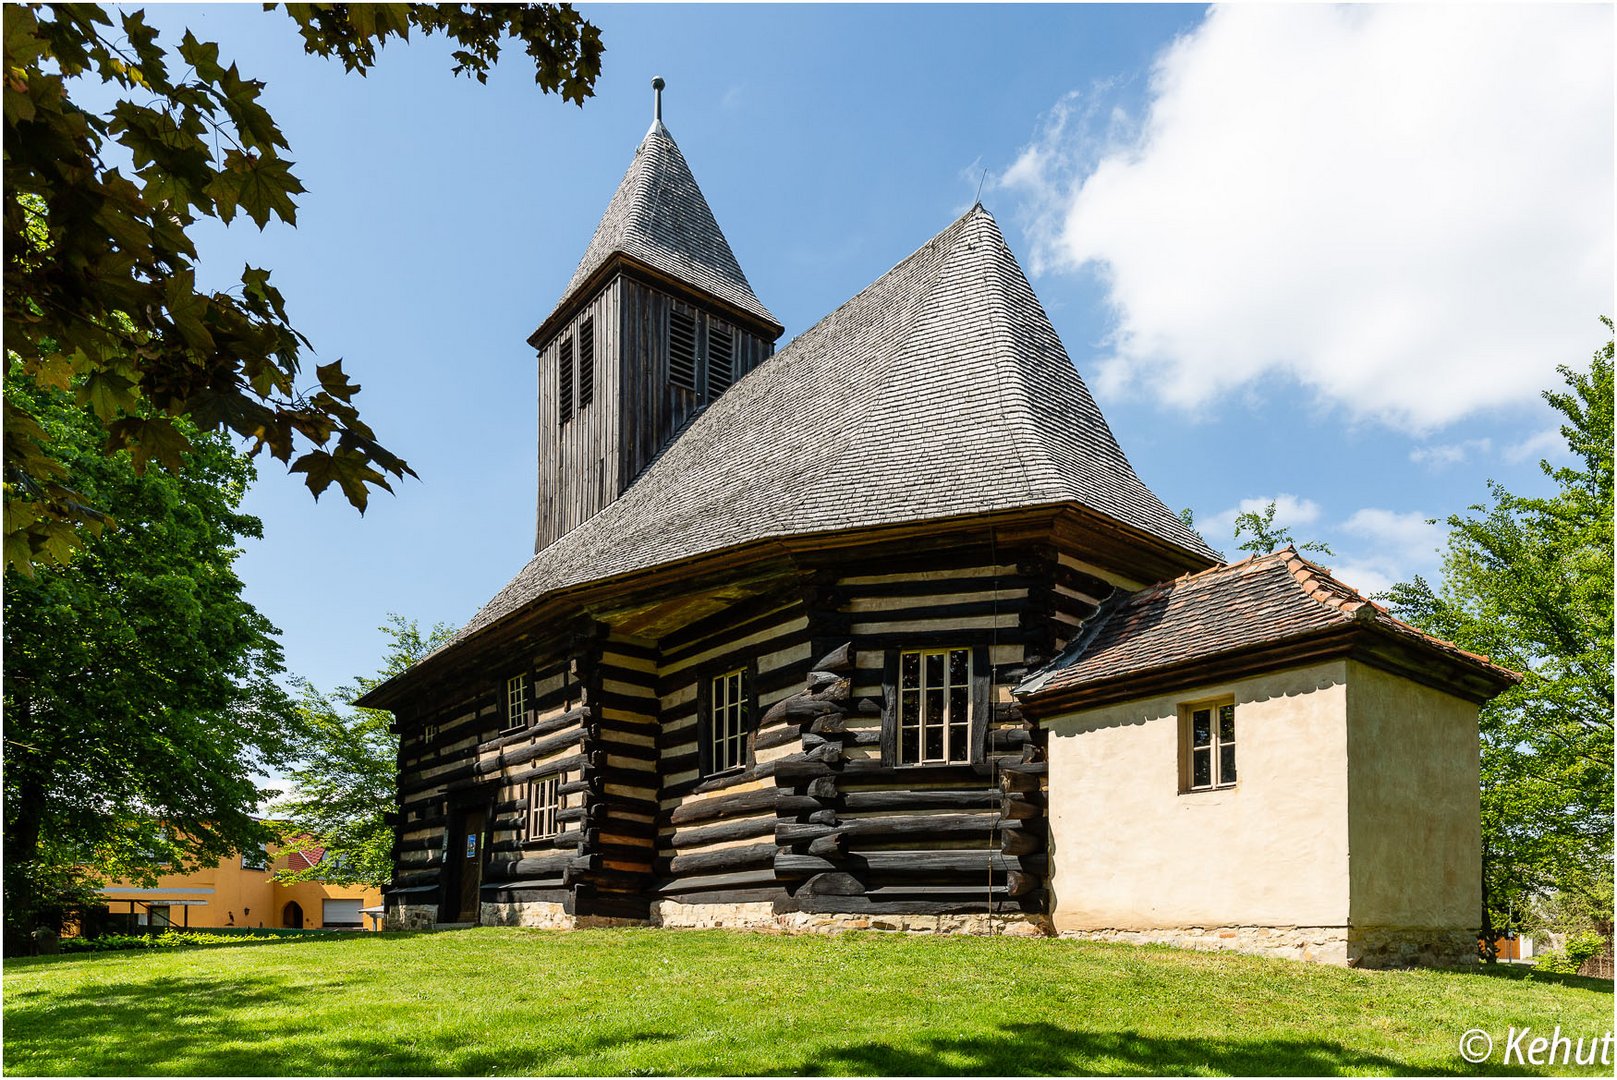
[272,616,455,888]
[1387,320,1614,953]
[3,3,603,572]
[1232,500,1334,556]
[2,373,300,949]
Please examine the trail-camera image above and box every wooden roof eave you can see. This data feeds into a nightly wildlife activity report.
[359,499,1227,714]
[527,250,785,351]
[1015,620,1521,719]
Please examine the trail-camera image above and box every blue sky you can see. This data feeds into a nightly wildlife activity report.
[116,4,1613,697]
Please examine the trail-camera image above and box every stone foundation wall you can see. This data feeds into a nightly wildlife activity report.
[651,900,779,930]
[1059,925,1351,964]
[648,900,1054,937]
[1057,924,1478,967]
[383,904,439,931]
[1347,927,1477,968]
[481,901,573,929]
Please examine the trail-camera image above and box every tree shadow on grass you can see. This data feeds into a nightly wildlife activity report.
[1450,963,1614,995]
[794,1021,1492,1077]
[2,968,681,1076]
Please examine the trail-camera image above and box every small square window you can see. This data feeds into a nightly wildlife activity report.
[527,775,561,841]
[705,669,747,775]
[504,673,529,732]
[1181,700,1236,791]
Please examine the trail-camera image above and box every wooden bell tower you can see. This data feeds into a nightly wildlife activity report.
[529,77,783,553]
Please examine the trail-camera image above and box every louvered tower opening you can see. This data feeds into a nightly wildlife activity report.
[558,336,575,424]
[669,309,698,392]
[708,324,734,395]
[578,317,596,408]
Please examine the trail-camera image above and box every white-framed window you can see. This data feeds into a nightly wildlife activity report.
[707,668,747,775]
[898,647,972,765]
[1182,700,1237,791]
[527,775,561,841]
[505,673,529,732]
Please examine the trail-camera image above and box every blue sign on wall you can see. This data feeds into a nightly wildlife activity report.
[465,833,477,859]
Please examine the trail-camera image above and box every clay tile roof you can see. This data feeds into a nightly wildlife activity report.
[286,845,324,871]
[450,206,1221,645]
[541,120,779,334]
[1018,547,1520,700]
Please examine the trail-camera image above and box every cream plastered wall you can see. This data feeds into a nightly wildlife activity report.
[1044,660,1351,932]
[1345,661,1482,929]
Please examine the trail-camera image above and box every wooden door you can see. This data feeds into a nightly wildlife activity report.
[457,807,486,923]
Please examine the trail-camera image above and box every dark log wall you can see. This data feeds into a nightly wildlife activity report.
[761,547,1052,915]
[477,656,590,904]
[387,530,1145,922]
[391,686,493,899]
[571,634,660,918]
[618,277,772,491]
[654,592,812,905]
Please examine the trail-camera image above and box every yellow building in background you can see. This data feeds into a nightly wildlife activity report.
[95,842,382,932]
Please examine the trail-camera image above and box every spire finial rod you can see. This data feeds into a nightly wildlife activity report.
[651,75,665,124]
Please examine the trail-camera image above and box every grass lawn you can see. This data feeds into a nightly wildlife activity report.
[3,928,1611,1076]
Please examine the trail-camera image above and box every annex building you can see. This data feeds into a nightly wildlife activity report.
[359,83,1515,966]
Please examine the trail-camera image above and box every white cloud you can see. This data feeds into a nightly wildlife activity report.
[1003,4,1613,432]
[1327,560,1395,598]
[1503,426,1567,464]
[1409,438,1491,469]
[1330,507,1446,595]
[1199,493,1322,551]
[1340,508,1444,566]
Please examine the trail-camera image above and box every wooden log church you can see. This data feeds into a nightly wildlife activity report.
[360,81,1517,966]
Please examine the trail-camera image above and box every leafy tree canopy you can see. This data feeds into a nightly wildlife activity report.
[2,372,300,945]
[1232,500,1333,557]
[1387,318,1614,944]
[272,615,455,888]
[3,3,603,573]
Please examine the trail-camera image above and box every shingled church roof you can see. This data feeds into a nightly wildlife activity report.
[458,206,1220,642]
[1016,547,1519,705]
[538,118,779,337]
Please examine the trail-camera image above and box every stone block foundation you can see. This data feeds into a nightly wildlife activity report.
[1056,924,1476,967]
[649,900,1054,937]
[382,904,439,931]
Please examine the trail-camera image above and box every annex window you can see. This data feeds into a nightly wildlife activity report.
[504,672,530,732]
[527,774,561,841]
[706,668,747,775]
[669,308,698,392]
[578,316,595,409]
[708,323,734,395]
[897,648,972,765]
[1182,701,1236,791]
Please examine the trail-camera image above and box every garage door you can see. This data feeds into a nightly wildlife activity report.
[322,899,363,928]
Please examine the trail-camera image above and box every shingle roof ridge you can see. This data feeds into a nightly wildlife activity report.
[543,121,777,332]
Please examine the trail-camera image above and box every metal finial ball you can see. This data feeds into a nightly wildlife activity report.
[652,76,666,91]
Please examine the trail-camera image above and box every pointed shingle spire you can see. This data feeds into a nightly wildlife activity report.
[533,78,780,344]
